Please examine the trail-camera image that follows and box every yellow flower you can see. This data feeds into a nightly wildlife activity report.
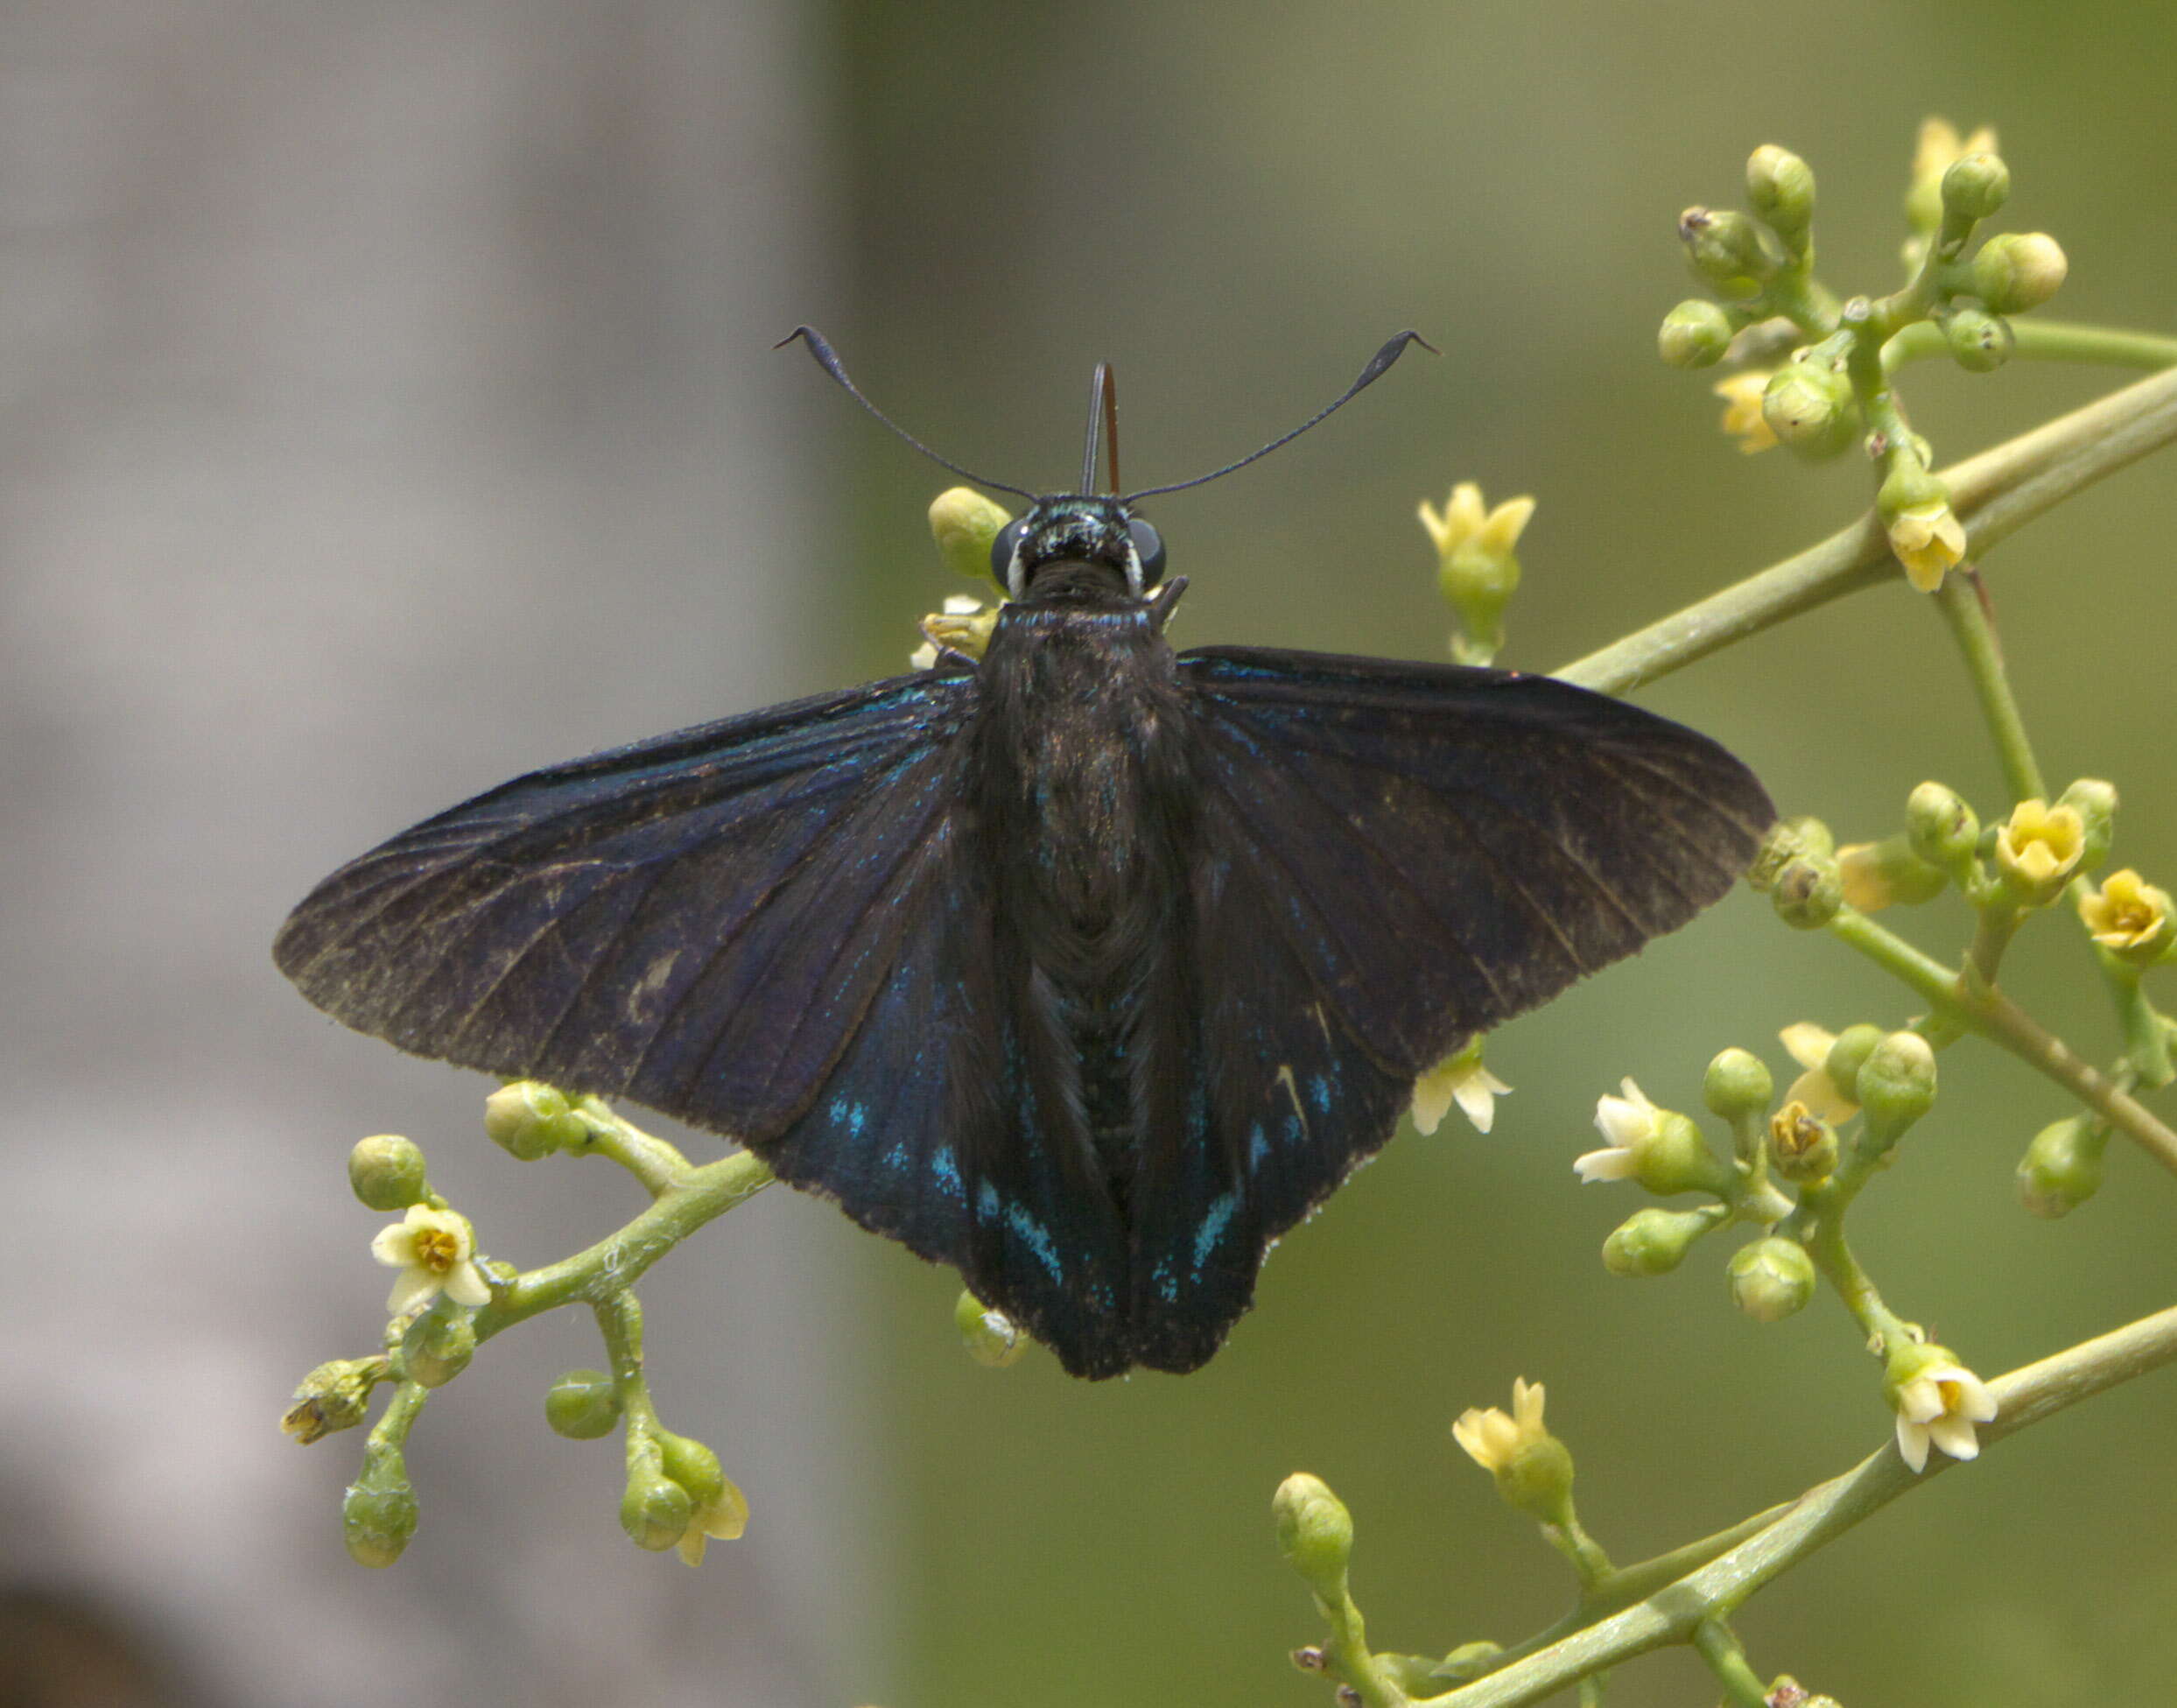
[370,1205,491,1318]
[1994,798,2085,895]
[1888,1346,1998,1473]
[1886,501,1967,592]
[1417,481,1534,562]
[1451,1376,1548,1473]
[676,1477,751,1567]
[1778,1023,1859,1123]
[909,593,1000,670]
[2078,868,2173,959]
[1712,371,1778,453]
[1411,1041,1512,1135]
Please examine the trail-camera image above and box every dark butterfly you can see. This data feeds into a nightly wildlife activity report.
[275,331,1773,1379]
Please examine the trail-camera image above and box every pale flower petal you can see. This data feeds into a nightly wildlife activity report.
[385,1266,441,1318]
[1593,1078,1658,1148]
[1926,1414,1983,1462]
[1894,1414,1933,1473]
[1573,1147,1639,1183]
[1779,1023,1836,1071]
[1411,1048,1512,1135]
[443,1262,493,1309]
[1453,1066,1513,1134]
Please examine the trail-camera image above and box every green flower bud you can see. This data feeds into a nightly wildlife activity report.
[1767,1102,1839,1185]
[1273,1473,1353,1602]
[1822,1024,1885,1106]
[2016,1116,2106,1218]
[657,1430,726,1512]
[621,1466,694,1553]
[1602,1205,1714,1276]
[400,1306,477,1389]
[1658,299,1734,369]
[1703,1048,1773,1121]
[348,1135,427,1211]
[1772,854,1843,929]
[954,1290,1029,1368]
[929,486,1013,586]
[1748,815,1830,890]
[1907,782,1980,875]
[1837,835,1949,910]
[282,1356,390,1444]
[1942,305,2013,373]
[1877,460,1949,524]
[2056,778,2117,871]
[1857,1031,1938,1150]
[1728,1236,1816,1322]
[484,1080,588,1161]
[343,1449,418,1569]
[1762,362,1857,460]
[1678,207,1785,299]
[1940,152,2010,223]
[544,1368,622,1439]
[1745,144,1815,236]
[1970,232,2067,313]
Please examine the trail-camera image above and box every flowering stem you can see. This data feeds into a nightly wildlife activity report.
[1409,1298,2177,1708]
[570,1094,696,1198]
[1555,364,2177,696]
[1885,317,2177,373]
[1690,1620,1769,1708]
[475,1149,775,1337]
[369,1377,429,1456]
[1933,570,2046,802]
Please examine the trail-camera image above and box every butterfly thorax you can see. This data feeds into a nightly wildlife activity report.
[968,590,1196,1204]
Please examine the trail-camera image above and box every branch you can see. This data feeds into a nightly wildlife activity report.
[1555,365,2177,695]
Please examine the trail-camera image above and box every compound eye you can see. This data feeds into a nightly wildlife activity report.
[989,519,1026,587]
[1128,517,1167,586]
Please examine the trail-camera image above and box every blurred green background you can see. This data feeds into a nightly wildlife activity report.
[820,5,2177,1706]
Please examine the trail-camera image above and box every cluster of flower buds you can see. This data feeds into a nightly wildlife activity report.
[1661,126,2071,592]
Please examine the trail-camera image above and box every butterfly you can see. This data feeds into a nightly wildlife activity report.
[275,331,1773,1379]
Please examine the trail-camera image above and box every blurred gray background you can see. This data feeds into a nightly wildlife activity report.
[3,3,2173,1706]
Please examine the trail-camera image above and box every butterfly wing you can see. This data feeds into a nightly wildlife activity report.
[1113,646,1774,1371]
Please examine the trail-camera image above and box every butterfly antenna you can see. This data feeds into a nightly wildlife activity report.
[777,327,1036,499]
[1122,330,1438,502]
[1080,362,1121,496]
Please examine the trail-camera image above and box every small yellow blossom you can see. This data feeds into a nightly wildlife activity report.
[1994,798,2085,895]
[1779,1023,1859,1122]
[1411,1042,1512,1135]
[1573,1079,1658,1182]
[1886,501,1967,592]
[1451,1377,1548,1473]
[2077,868,2173,958]
[677,1477,751,1567]
[1712,371,1778,453]
[1836,843,1893,910]
[910,593,1000,670]
[1889,1349,1998,1473]
[1417,481,1534,562]
[371,1204,491,1318]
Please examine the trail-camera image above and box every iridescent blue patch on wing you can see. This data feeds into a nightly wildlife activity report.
[1191,1191,1238,1270]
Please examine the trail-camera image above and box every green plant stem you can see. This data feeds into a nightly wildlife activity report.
[1934,571,2046,800]
[1886,318,2177,372]
[1691,1620,1770,1708]
[1555,364,2177,696]
[572,1095,696,1197]
[474,1149,775,1338]
[1415,1297,2177,1708]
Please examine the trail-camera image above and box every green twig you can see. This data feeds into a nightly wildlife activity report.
[1415,1298,2177,1707]
[1556,365,2177,695]
[1886,317,2177,372]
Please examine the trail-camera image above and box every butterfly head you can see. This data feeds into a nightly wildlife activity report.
[991,496,1168,602]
